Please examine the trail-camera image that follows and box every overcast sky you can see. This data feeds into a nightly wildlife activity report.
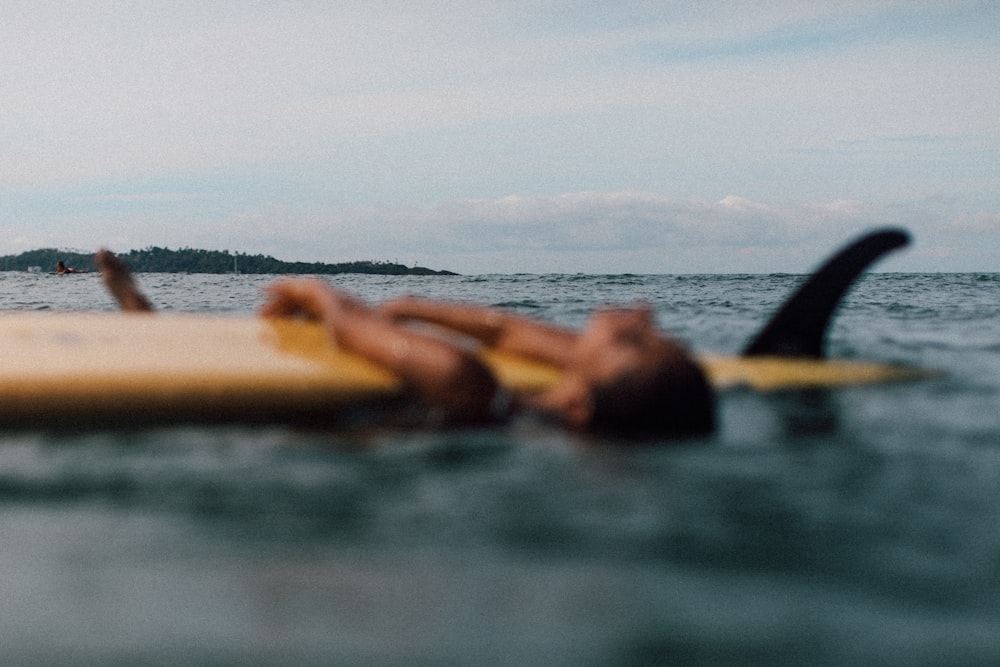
[1,1,996,273]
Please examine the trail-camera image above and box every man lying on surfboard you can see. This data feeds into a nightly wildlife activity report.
[97,249,715,437]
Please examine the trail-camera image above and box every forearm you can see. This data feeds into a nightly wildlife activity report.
[332,310,499,420]
[333,309,466,385]
[380,298,509,342]
[261,280,498,420]
[381,297,579,368]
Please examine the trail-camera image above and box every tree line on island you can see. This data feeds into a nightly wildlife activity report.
[0,247,457,276]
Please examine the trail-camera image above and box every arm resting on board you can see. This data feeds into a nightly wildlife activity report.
[262,280,499,422]
[380,297,579,369]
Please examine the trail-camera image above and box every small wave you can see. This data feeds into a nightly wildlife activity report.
[492,300,544,309]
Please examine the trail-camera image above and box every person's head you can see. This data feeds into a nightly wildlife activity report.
[547,304,715,438]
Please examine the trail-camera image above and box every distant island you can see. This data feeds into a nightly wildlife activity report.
[0,247,457,276]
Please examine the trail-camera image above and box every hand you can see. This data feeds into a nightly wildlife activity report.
[261,279,344,321]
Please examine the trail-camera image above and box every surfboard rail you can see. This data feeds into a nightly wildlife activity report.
[0,311,929,427]
[0,312,399,426]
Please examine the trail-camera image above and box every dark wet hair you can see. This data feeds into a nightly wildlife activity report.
[587,342,715,439]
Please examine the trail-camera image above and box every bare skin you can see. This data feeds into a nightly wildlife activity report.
[380,294,704,429]
[261,280,498,421]
[263,280,708,431]
[93,250,713,434]
[96,249,155,312]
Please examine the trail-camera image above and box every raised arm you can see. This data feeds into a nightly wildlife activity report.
[261,280,498,422]
[380,297,579,369]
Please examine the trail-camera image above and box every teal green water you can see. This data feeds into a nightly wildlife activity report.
[0,272,997,665]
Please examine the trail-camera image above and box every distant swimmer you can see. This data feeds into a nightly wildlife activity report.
[55,261,76,274]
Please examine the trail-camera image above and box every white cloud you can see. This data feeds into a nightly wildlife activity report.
[950,212,1000,234]
[1,1,994,190]
[5,187,995,273]
[0,2,996,273]
[134,191,910,272]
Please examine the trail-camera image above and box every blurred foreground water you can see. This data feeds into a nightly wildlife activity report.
[0,271,998,665]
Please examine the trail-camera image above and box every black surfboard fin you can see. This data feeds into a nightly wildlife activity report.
[742,228,910,358]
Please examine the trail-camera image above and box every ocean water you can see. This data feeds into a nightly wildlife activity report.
[0,270,999,665]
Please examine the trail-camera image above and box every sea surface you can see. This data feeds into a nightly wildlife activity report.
[0,270,998,665]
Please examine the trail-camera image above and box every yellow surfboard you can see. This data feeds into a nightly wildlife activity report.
[0,311,928,426]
